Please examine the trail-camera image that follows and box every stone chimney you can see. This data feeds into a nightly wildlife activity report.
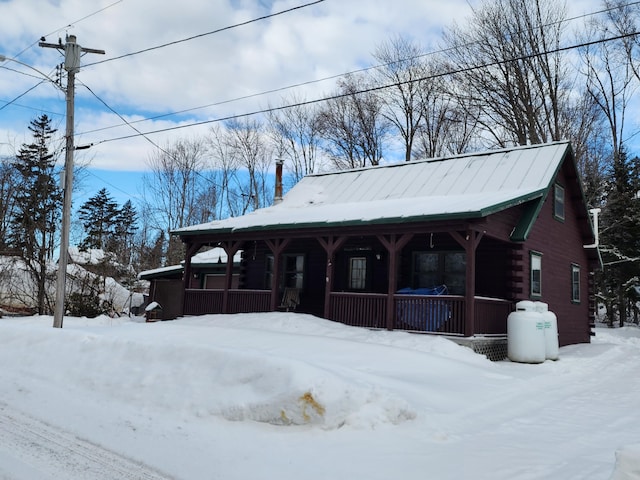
[274,158,284,205]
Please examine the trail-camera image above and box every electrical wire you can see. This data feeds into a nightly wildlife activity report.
[83,0,325,68]
[75,0,640,138]
[10,0,124,60]
[0,80,48,113]
[92,29,640,146]
[77,79,251,202]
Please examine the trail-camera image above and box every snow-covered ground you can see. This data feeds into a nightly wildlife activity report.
[0,313,638,479]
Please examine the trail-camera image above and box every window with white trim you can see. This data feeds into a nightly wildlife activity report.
[348,257,367,290]
[571,264,580,303]
[554,183,565,221]
[531,252,542,297]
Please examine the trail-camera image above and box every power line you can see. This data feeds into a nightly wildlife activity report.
[10,0,124,60]
[93,29,640,146]
[0,97,63,117]
[84,0,326,68]
[74,1,640,138]
[0,80,48,113]
[77,80,250,203]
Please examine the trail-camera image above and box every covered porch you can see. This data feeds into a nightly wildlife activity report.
[178,221,520,342]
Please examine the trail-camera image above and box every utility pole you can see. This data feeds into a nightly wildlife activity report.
[40,35,104,328]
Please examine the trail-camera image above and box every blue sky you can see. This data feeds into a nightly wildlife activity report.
[0,0,604,217]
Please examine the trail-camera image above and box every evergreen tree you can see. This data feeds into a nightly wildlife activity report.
[9,115,62,314]
[78,188,119,251]
[109,199,138,266]
[599,148,640,326]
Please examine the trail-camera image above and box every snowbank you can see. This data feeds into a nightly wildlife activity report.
[0,314,639,479]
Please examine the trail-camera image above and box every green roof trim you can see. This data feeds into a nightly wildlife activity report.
[510,198,545,242]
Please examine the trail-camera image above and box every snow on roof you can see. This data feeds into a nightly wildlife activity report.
[191,247,242,264]
[176,142,571,235]
[137,247,242,280]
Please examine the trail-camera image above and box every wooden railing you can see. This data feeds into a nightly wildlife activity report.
[394,294,466,335]
[227,289,271,313]
[184,289,223,316]
[474,297,513,334]
[183,288,512,336]
[328,292,387,329]
[183,289,271,316]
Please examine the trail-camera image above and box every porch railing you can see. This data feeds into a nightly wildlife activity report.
[474,297,513,334]
[227,289,271,313]
[183,288,513,336]
[183,289,271,316]
[394,294,466,335]
[328,292,387,329]
[184,289,223,316]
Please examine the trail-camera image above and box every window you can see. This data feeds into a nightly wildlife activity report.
[283,254,304,289]
[554,184,565,221]
[349,257,367,290]
[571,264,580,303]
[443,252,466,294]
[265,254,305,290]
[413,252,439,289]
[530,251,542,297]
[413,251,466,295]
[265,255,274,289]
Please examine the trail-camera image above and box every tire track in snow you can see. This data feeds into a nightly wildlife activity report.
[0,403,172,480]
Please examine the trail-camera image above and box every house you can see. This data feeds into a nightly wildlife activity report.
[138,247,242,321]
[172,141,600,359]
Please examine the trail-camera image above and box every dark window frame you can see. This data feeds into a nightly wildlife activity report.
[412,250,466,295]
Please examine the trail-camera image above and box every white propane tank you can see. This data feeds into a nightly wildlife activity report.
[535,302,559,361]
[507,300,546,363]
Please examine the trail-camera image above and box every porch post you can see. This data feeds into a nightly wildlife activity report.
[181,241,201,315]
[265,238,291,311]
[317,235,347,320]
[378,233,414,330]
[451,230,484,337]
[221,240,243,314]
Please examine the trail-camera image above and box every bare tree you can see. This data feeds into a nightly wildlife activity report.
[225,118,273,214]
[318,73,390,169]
[0,153,18,252]
[267,96,322,183]
[443,0,570,147]
[207,124,242,218]
[373,35,436,162]
[142,137,211,265]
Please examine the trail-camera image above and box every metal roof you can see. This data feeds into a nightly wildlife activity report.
[175,141,572,236]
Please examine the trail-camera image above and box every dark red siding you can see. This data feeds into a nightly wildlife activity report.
[521,165,593,346]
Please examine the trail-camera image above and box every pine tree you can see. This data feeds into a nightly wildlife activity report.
[9,115,62,314]
[78,188,119,251]
[109,199,138,266]
[599,148,640,326]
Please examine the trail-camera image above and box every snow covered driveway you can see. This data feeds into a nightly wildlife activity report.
[0,403,171,480]
[0,313,639,479]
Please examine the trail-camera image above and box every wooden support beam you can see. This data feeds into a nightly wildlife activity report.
[220,240,243,314]
[317,235,348,319]
[181,241,202,315]
[450,229,484,336]
[265,238,291,311]
[377,233,414,330]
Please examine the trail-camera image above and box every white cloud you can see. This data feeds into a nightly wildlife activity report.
[0,0,608,172]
